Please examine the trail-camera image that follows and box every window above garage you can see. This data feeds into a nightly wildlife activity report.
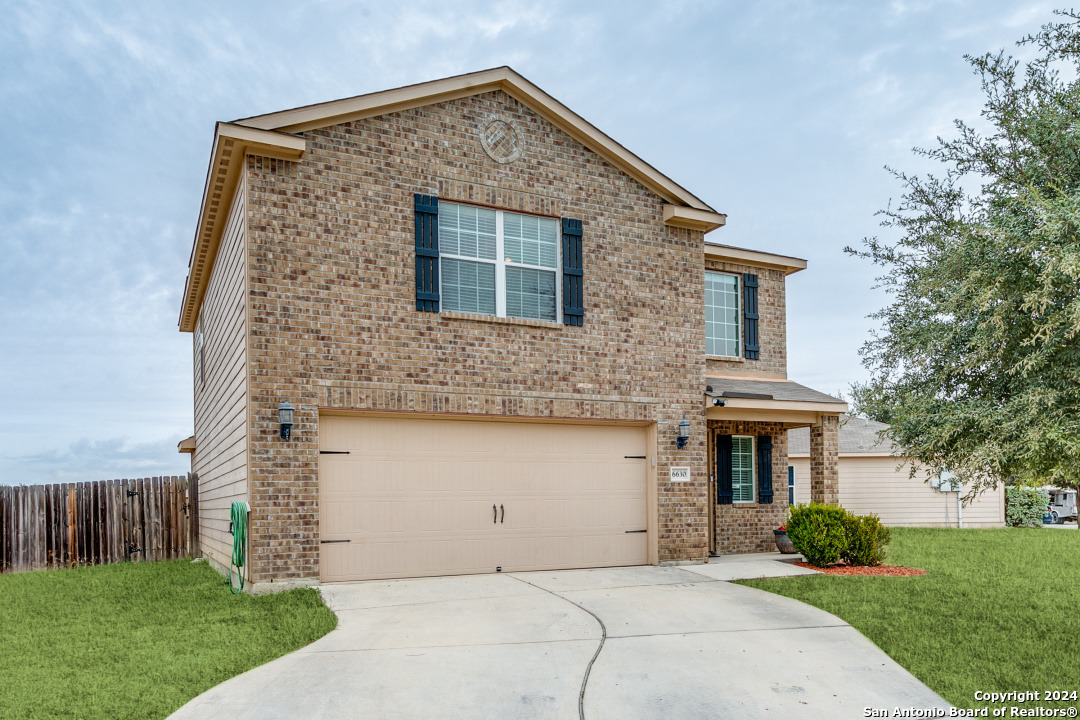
[414,194,584,327]
[439,202,559,322]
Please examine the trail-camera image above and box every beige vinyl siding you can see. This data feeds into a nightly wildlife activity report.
[192,169,249,569]
[790,455,1005,528]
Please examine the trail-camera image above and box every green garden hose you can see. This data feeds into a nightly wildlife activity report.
[228,501,249,594]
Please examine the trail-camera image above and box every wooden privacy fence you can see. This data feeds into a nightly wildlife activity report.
[0,475,198,574]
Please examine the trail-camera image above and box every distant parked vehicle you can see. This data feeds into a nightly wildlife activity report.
[1043,489,1078,524]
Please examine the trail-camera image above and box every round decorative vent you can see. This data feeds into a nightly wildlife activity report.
[478,117,524,164]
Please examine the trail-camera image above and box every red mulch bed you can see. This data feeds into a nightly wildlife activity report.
[793,561,926,576]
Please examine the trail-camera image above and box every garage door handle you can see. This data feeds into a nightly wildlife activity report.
[500,504,504,524]
[320,539,351,544]
[493,504,497,524]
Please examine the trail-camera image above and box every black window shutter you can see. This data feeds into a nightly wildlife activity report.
[717,434,733,505]
[415,194,440,312]
[743,273,759,360]
[757,434,773,504]
[562,218,583,326]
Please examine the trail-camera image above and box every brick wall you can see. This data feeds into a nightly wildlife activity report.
[710,420,788,554]
[704,259,787,378]
[242,90,711,582]
[810,415,840,504]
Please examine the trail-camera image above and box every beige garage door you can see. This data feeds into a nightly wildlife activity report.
[319,414,651,582]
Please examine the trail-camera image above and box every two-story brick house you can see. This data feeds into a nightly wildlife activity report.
[177,67,846,590]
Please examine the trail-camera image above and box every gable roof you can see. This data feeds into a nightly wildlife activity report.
[234,67,718,211]
[788,414,898,455]
[178,67,727,332]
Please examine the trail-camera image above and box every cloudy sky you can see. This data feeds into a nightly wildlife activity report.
[0,0,1059,485]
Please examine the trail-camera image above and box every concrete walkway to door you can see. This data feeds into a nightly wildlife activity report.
[167,558,950,720]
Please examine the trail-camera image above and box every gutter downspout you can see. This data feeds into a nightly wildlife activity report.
[957,491,963,529]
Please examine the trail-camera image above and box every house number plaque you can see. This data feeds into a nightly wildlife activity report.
[669,467,691,482]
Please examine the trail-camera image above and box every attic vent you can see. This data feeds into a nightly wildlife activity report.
[479,116,524,164]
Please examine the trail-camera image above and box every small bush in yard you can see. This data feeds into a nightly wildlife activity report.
[842,512,891,566]
[787,503,848,567]
[1005,486,1049,527]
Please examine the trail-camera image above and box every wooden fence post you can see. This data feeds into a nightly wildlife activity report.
[1,485,9,573]
[188,472,199,558]
[0,476,190,573]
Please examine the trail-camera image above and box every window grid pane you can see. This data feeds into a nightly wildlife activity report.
[732,436,754,502]
[504,212,558,268]
[705,272,739,357]
[442,258,496,315]
[506,267,556,321]
[439,203,497,260]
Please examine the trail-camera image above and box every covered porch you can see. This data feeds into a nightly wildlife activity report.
[704,377,847,555]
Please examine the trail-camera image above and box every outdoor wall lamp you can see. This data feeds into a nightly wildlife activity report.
[278,401,295,440]
[675,416,690,449]
[712,398,726,407]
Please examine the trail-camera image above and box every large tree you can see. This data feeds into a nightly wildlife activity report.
[848,12,1080,497]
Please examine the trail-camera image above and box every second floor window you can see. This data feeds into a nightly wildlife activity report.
[705,271,739,357]
[438,202,559,322]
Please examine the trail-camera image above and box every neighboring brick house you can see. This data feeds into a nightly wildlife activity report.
[176,67,846,589]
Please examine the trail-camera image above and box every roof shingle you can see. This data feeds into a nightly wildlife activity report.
[705,377,843,405]
[788,414,897,454]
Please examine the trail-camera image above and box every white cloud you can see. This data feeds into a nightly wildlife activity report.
[2,435,189,486]
[0,0,1063,479]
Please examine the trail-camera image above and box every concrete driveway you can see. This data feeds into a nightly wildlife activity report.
[168,559,949,720]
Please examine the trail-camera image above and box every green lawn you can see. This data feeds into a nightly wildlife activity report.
[740,527,1080,709]
[0,559,337,720]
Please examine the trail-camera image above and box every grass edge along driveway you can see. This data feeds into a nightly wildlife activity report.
[0,559,337,720]
[740,527,1080,711]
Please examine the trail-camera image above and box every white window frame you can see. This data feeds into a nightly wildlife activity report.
[439,202,562,322]
[705,270,740,358]
[731,435,756,503]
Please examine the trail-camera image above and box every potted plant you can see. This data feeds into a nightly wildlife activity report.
[773,524,797,554]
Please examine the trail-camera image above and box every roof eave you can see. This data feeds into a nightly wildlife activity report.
[663,205,727,232]
[178,123,306,332]
[233,66,718,212]
[705,243,807,275]
[706,397,850,414]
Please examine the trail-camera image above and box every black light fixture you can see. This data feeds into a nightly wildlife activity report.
[278,401,295,440]
[675,416,690,449]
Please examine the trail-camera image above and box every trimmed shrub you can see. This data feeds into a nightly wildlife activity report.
[841,512,890,566]
[1005,486,1049,527]
[787,503,848,567]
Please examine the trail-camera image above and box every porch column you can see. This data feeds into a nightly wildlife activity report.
[810,414,840,504]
